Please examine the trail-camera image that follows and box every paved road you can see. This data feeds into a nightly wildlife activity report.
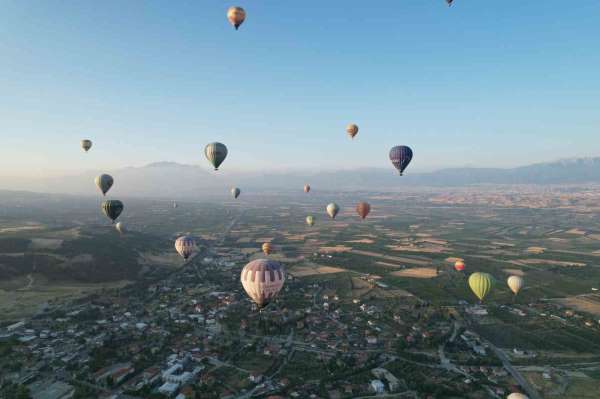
[487,343,542,399]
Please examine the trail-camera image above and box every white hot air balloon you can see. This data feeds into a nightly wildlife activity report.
[507,275,524,296]
[240,259,285,309]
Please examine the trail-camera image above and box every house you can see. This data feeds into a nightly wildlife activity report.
[370,379,385,394]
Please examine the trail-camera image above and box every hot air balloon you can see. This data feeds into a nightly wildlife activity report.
[306,215,315,227]
[205,142,228,171]
[304,184,310,193]
[356,202,371,220]
[454,260,465,272]
[507,394,528,399]
[227,6,246,30]
[231,187,241,199]
[101,200,124,223]
[95,174,113,196]
[81,139,92,152]
[468,272,494,302]
[262,242,273,255]
[326,203,340,219]
[346,124,359,139]
[240,259,285,309]
[173,201,178,209]
[115,222,126,235]
[389,146,413,176]
[446,0,454,6]
[507,275,524,296]
[175,235,196,260]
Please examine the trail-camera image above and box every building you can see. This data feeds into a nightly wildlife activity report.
[370,379,385,394]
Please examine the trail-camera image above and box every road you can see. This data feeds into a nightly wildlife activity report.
[486,342,542,399]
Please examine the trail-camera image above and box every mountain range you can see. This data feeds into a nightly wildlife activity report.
[2,158,600,198]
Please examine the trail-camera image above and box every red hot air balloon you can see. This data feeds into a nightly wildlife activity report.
[356,202,371,220]
[304,184,310,193]
[454,260,465,272]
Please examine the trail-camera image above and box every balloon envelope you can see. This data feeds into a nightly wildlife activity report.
[175,236,196,260]
[454,260,465,272]
[507,394,528,399]
[356,202,371,220]
[231,187,241,199]
[262,242,273,255]
[326,203,340,219]
[346,124,359,139]
[227,6,246,30]
[304,184,310,193]
[507,275,524,295]
[389,146,413,176]
[81,139,92,152]
[115,222,126,235]
[205,142,228,170]
[101,200,124,223]
[306,215,315,227]
[240,259,285,308]
[468,272,494,302]
[95,174,114,196]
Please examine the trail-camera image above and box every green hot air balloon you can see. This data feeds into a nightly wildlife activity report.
[468,272,494,302]
[101,200,124,223]
[205,142,228,171]
[95,174,114,196]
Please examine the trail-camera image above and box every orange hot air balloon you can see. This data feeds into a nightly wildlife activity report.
[304,184,310,193]
[262,242,273,256]
[454,260,465,272]
[356,202,371,220]
[346,124,359,139]
[227,6,246,30]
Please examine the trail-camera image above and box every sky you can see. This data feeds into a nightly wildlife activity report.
[1,0,600,178]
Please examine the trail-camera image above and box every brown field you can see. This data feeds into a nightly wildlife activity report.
[552,295,600,316]
[375,261,404,268]
[387,245,448,254]
[526,246,546,254]
[491,241,516,247]
[290,265,347,277]
[566,228,586,235]
[391,267,438,279]
[445,257,463,263]
[319,245,352,253]
[138,251,183,267]
[346,239,374,244]
[419,238,448,245]
[502,268,526,276]
[352,250,431,266]
[514,259,586,267]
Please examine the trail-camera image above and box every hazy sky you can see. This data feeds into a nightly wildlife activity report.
[1,0,600,177]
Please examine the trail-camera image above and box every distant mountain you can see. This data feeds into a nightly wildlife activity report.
[3,157,600,198]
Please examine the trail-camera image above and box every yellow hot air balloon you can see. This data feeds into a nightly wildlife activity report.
[306,215,315,227]
[346,124,359,139]
[507,275,524,296]
[227,6,246,30]
[468,272,494,302]
[262,242,273,256]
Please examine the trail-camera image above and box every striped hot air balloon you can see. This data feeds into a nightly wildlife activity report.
[227,6,246,30]
[81,139,92,152]
[454,260,465,272]
[205,142,228,171]
[326,203,340,219]
[101,200,123,223]
[175,235,196,260]
[240,259,285,309]
[95,174,114,196]
[231,187,241,199]
[468,272,494,302]
[356,202,371,220]
[389,146,413,176]
[262,242,273,255]
[304,184,310,193]
[346,124,359,139]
